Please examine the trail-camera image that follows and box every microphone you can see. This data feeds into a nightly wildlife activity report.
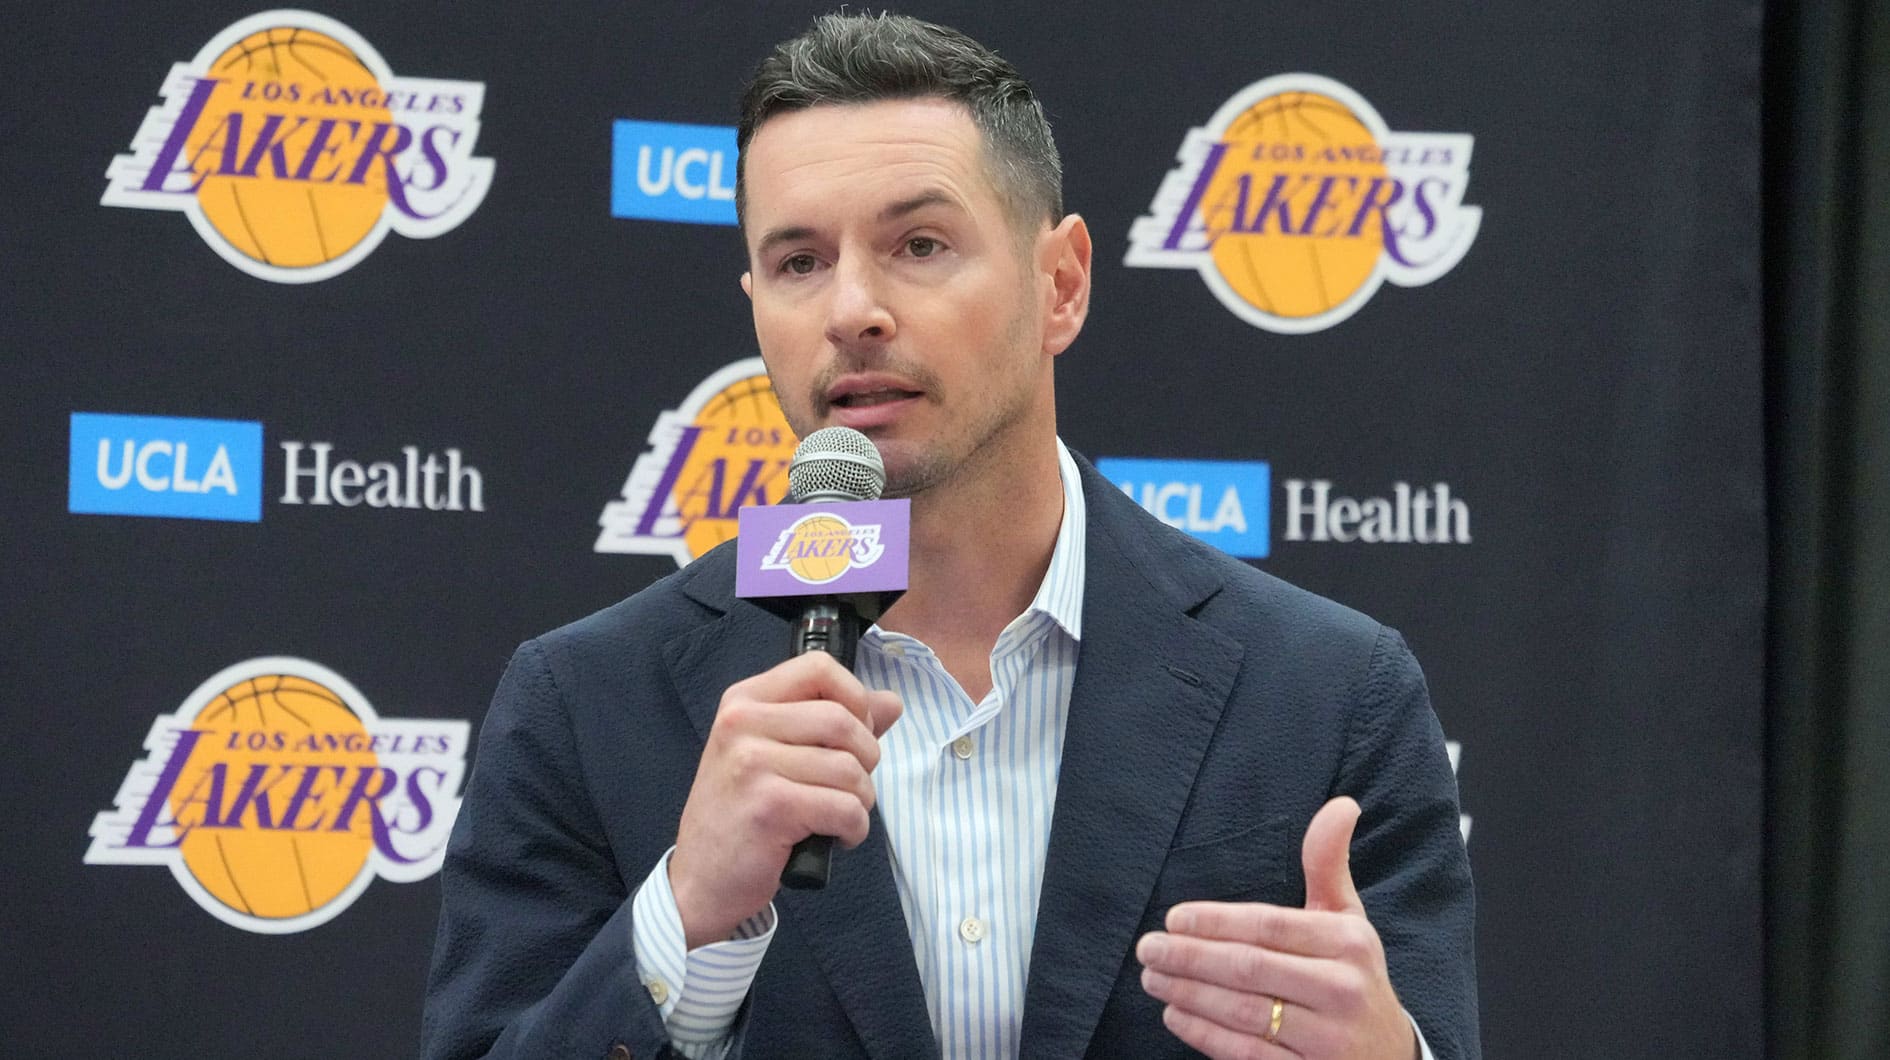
[780,426,884,890]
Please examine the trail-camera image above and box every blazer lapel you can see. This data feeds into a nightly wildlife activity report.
[1019,463,1246,1059]
[664,588,789,745]
[665,549,939,1058]
[773,819,940,1058]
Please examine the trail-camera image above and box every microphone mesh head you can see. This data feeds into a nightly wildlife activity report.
[788,427,885,502]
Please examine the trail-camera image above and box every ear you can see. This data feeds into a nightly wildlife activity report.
[1039,214,1092,357]
[740,271,753,299]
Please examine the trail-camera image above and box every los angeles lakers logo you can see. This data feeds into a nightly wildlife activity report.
[596,358,797,565]
[759,513,888,585]
[85,658,468,933]
[101,11,493,283]
[1126,74,1479,333]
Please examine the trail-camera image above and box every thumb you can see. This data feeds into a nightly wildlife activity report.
[869,689,904,738]
[1301,796,1365,915]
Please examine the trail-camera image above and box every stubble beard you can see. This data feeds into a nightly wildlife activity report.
[879,382,1035,501]
[879,307,1044,504]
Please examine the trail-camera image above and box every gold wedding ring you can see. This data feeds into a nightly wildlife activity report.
[1265,995,1285,1042]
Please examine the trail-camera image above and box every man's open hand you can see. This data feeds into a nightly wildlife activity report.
[1136,797,1418,1059]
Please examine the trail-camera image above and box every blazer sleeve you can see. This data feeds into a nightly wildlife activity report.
[1338,626,1481,1060]
[420,638,681,1060]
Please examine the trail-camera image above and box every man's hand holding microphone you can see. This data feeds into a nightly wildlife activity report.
[666,427,905,949]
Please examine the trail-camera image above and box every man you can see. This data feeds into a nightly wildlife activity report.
[423,13,1477,1059]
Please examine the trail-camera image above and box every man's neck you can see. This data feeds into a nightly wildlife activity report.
[877,436,1067,699]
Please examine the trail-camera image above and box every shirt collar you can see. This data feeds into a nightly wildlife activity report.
[1027,438,1086,643]
[863,438,1086,648]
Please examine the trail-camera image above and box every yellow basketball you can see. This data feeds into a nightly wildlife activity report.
[1203,91,1389,320]
[672,372,797,559]
[172,674,379,920]
[784,514,855,583]
[190,26,390,269]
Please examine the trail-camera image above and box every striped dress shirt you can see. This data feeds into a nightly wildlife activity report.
[632,439,1087,1059]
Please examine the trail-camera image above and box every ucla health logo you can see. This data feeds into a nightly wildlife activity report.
[1126,74,1479,333]
[102,10,493,283]
[597,359,795,564]
[70,412,263,522]
[71,412,485,521]
[761,513,888,585]
[611,120,738,225]
[1098,457,1270,559]
[86,657,469,933]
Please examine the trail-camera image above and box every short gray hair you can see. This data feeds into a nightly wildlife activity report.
[736,12,1063,234]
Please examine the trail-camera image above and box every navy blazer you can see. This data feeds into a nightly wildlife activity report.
[422,455,1479,1059]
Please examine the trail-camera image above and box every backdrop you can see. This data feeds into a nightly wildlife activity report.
[0,2,1762,1055]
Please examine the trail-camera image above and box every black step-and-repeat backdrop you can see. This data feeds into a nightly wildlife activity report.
[1,3,1761,1055]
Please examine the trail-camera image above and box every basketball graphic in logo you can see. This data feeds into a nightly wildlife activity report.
[597,358,799,565]
[1197,92,1390,321]
[668,369,797,560]
[171,673,379,919]
[776,514,855,583]
[189,27,390,270]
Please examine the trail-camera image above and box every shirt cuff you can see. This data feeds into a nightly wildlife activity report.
[630,846,777,1055]
[1409,1008,1436,1060]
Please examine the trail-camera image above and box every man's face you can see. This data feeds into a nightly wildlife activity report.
[740,98,1064,499]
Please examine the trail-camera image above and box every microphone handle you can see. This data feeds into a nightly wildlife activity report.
[780,598,863,890]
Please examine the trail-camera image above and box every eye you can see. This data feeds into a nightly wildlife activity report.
[779,253,820,276]
[905,237,942,258]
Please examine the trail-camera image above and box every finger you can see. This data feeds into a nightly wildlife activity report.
[745,774,873,850]
[720,699,883,769]
[867,688,903,738]
[768,744,877,810]
[1159,1002,1298,1060]
[1300,796,1364,915]
[732,652,878,724]
[1142,965,1280,1037]
[792,783,872,848]
[1136,932,1348,1011]
[1166,902,1356,959]
[1143,969,1338,1055]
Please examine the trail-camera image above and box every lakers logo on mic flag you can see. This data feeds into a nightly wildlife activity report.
[737,500,910,597]
[760,513,889,584]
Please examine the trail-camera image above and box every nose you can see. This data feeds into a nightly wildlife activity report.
[824,255,896,347]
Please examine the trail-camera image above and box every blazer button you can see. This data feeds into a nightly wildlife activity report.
[608,1044,632,1060]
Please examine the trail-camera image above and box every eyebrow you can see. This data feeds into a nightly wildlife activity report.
[754,225,816,260]
[752,190,964,260]
[879,190,959,222]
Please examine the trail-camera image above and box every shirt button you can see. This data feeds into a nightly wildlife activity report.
[886,644,906,656]
[959,916,986,944]
[609,1045,633,1060]
[645,978,669,1005]
[951,735,975,760]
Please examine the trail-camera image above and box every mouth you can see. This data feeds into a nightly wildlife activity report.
[830,387,922,409]
[823,375,926,429]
